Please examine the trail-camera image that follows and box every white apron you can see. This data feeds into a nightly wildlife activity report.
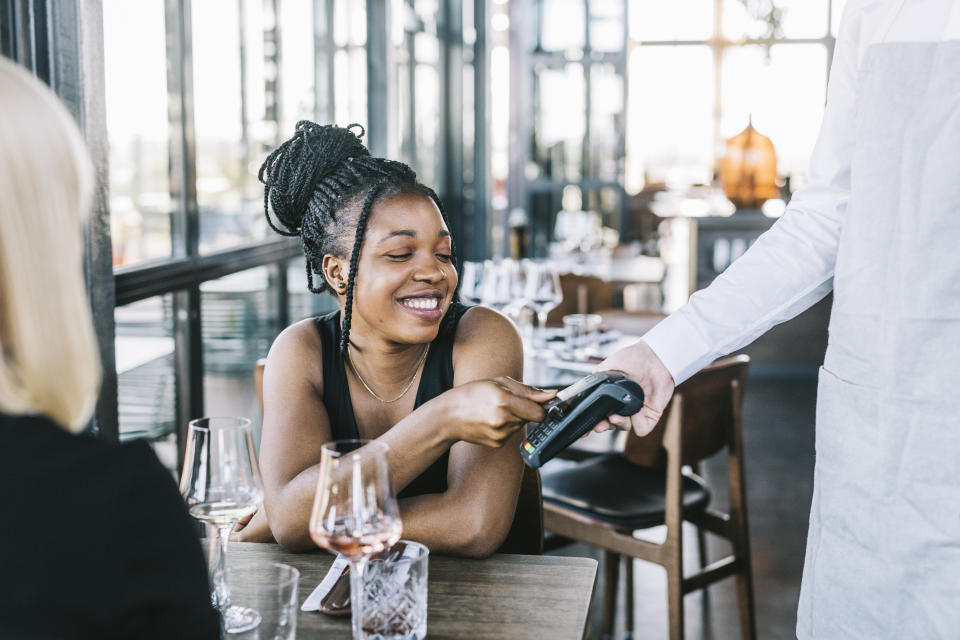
[797,2,960,637]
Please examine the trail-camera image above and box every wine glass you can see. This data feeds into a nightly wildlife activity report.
[309,440,402,640]
[459,260,485,306]
[479,259,511,312]
[525,260,564,348]
[483,258,528,314]
[180,416,264,633]
[502,259,534,336]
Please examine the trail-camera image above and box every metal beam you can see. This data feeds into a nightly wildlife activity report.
[0,0,16,59]
[43,0,119,440]
[440,0,464,256]
[506,0,531,257]
[313,0,333,122]
[365,0,391,156]
[172,287,202,470]
[166,0,198,260]
[30,0,51,82]
[470,0,488,261]
[114,238,302,306]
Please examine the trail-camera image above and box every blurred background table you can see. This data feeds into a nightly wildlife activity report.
[522,329,645,389]
[230,542,597,640]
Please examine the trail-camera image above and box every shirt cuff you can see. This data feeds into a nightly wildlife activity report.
[641,311,717,385]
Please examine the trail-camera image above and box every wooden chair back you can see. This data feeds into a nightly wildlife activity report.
[253,359,543,554]
[497,465,544,554]
[546,273,612,326]
[623,354,750,467]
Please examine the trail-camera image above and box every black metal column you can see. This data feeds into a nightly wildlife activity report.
[470,0,488,261]
[41,0,119,440]
[165,0,203,459]
[440,0,465,253]
[313,0,334,123]
[365,0,390,157]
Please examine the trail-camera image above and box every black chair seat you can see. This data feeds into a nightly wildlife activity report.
[541,454,711,530]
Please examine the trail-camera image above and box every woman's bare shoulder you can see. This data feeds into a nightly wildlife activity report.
[453,305,519,344]
[265,317,326,385]
[452,305,522,380]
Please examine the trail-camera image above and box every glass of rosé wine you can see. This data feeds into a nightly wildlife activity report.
[309,439,402,640]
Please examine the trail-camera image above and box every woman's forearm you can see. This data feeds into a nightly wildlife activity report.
[397,488,517,559]
[267,398,456,551]
[378,395,456,489]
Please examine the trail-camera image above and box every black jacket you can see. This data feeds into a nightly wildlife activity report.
[0,413,219,639]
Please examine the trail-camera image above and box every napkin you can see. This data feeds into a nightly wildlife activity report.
[301,554,350,614]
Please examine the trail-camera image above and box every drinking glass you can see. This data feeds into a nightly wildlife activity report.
[227,562,300,640]
[356,541,429,640]
[525,261,564,348]
[180,416,264,633]
[309,440,403,640]
[563,313,603,359]
[459,261,485,306]
[501,258,532,322]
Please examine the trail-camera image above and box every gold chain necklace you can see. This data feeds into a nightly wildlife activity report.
[345,344,429,403]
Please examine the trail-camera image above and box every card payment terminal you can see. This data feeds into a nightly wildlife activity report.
[521,372,644,468]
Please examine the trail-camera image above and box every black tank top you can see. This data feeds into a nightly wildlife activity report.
[315,305,466,499]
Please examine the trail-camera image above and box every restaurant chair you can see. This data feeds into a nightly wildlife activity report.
[253,359,544,555]
[540,355,755,640]
[546,274,612,326]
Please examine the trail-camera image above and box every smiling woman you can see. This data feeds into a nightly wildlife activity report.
[236,122,555,556]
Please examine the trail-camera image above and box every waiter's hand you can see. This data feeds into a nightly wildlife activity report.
[593,340,675,437]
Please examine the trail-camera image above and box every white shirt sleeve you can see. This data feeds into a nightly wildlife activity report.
[642,1,868,385]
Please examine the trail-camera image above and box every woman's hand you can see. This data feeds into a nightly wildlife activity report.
[441,377,556,448]
[592,339,675,437]
[230,507,275,543]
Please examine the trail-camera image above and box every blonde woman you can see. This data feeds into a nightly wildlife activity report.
[0,58,218,639]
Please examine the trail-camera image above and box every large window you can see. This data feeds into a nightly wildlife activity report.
[509,0,629,256]
[626,0,848,191]
[332,0,367,128]
[102,0,172,266]
[95,0,483,465]
[512,0,848,252]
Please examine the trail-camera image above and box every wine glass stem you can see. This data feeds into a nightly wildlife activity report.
[537,311,550,349]
[209,523,234,613]
[349,557,370,640]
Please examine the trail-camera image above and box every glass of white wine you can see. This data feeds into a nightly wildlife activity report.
[309,439,402,640]
[525,260,564,350]
[180,416,264,634]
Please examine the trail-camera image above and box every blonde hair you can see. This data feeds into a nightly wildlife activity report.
[0,58,102,433]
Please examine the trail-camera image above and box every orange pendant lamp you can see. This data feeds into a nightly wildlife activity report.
[720,117,780,210]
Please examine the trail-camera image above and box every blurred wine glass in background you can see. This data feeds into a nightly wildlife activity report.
[459,261,485,306]
[480,259,513,313]
[501,258,530,318]
[525,261,564,350]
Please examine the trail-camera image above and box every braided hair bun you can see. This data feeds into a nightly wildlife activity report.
[258,121,370,235]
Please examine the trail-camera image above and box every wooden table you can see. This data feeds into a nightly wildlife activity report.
[229,542,597,639]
